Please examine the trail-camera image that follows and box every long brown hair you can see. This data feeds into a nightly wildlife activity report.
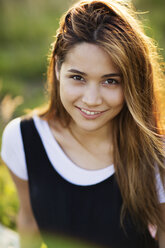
[37,0,165,231]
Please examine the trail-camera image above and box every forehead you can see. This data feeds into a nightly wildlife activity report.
[62,42,119,75]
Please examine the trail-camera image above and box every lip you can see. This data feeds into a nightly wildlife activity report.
[76,106,107,119]
[77,107,106,113]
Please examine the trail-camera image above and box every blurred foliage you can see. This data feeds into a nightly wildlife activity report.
[0,0,164,236]
[0,0,71,81]
[0,158,18,229]
[134,0,165,58]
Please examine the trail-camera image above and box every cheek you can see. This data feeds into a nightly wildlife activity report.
[105,89,125,107]
[60,81,82,104]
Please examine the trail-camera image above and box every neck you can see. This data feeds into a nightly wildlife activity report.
[69,121,113,148]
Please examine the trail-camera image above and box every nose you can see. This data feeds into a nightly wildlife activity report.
[82,83,102,106]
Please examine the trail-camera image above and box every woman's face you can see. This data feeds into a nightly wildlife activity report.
[56,42,124,133]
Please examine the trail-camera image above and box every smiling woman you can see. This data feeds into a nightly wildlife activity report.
[57,42,124,133]
[1,0,165,248]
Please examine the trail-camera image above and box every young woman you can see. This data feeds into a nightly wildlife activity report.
[1,0,165,247]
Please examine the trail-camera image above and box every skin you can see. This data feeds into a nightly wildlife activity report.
[57,42,124,138]
[53,42,125,170]
[4,42,165,247]
[9,170,42,248]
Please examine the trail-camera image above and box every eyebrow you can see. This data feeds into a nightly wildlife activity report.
[67,69,121,78]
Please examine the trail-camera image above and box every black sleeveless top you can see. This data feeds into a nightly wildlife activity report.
[20,117,158,248]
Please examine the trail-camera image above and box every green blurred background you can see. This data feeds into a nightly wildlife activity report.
[0,0,164,233]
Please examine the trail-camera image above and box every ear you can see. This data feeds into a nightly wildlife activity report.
[55,56,60,81]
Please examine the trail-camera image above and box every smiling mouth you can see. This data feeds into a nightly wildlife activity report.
[77,107,106,116]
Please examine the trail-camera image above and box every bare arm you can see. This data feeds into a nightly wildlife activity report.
[157,203,165,248]
[9,169,42,248]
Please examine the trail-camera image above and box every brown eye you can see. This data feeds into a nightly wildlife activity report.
[103,79,119,85]
[72,75,84,81]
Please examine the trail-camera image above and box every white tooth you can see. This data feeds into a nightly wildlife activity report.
[81,108,101,115]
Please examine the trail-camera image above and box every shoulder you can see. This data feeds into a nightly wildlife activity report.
[2,117,21,138]
[1,117,28,180]
[1,117,22,154]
